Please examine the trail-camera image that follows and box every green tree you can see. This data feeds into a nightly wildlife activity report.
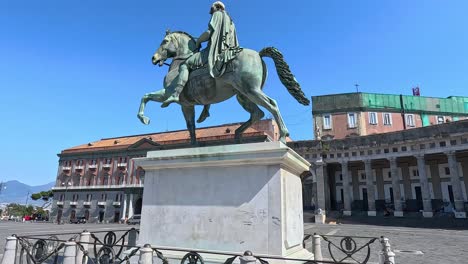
[31,190,54,208]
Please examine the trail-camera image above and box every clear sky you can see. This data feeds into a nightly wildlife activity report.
[1,1,468,185]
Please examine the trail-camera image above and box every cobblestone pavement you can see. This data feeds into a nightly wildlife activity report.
[304,222,468,264]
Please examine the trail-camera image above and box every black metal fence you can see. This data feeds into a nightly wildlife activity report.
[4,229,395,264]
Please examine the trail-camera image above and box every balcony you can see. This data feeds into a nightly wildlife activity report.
[56,201,64,206]
[102,164,112,169]
[98,201,107,207]
[70,201,78,206]
[62,166,71,172]
[51,183,144,191]
[117,163,127,169]
[75,165,84,171]
[83,201,92,207]
[112,201,121,207]
[88,164,97,170]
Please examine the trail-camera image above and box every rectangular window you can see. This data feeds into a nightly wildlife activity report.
[445,167,450,175]
[101,194,107,201]
[437,116,445,124]
[347,113,357,128]
[361,173,366,180]
[369,112,378,125]
[405,114,415,127]
[323,114,332,130]
[388,171,392,178]
[413,169,419,177]
[383,113,392,126]
[339,174,343,181]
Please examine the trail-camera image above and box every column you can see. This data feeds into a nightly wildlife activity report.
[446,151,466,218]
[401,163,411,201]
[416,154,433,217]
[429,161,443,200]
[364,159,376,216]
[375,168,385,200]
[389,157,403,217]
[121,194,128,221]
[341,160,352,216]
[313,160,326,223]
[128,193,134,218]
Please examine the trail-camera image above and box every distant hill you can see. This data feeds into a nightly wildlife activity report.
[0,180,55,205]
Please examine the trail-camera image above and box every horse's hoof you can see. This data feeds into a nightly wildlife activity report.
[138,115,150,125]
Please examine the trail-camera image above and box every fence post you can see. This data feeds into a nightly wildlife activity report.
[239,251,257,264]
[139,244,153,264]
[379,236,395,264]
[128,228,138,250]
[1,236,17,264]
[313,233,322,261]
[63,240,77,264]
[76,230,91,264]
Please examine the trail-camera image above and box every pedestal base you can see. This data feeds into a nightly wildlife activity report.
[393,211,404,217]
[422,212,433,218]
[135,142,313,259]
[343,211,352,216]
[367,211,376,217]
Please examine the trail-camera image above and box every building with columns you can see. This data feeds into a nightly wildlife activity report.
[291,119,468,218]
[312,92,468,140]
[50,120,281,224]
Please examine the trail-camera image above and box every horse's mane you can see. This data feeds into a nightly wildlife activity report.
[170,31,197,52]
[172,31,196,43]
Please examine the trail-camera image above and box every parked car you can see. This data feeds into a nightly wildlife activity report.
[127,215,141,225]
[70,216,87,224]
[8,216,21,222]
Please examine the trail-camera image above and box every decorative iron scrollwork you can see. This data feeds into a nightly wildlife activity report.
[181,251,205,264]
[32,239,48,262]
[96,246,115,264]
[321,235,378,264]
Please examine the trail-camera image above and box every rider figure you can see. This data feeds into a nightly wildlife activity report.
[161,1,240,108]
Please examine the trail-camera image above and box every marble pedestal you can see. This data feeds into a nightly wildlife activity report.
[134,142,313,263]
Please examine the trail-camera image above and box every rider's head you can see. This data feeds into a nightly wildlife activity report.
[210,1,225,14]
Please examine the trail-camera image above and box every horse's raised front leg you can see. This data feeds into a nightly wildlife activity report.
[137,89,166,125]
[181,105,197,145]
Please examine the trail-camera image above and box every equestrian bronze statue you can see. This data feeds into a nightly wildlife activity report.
[137,2,309,145]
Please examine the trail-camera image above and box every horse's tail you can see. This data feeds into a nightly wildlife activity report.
[259,47,310,106]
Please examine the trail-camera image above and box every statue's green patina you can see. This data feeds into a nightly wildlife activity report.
[137,2,309,145]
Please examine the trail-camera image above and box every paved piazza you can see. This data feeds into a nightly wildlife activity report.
[304,222,468,264]
[0,221,466,263]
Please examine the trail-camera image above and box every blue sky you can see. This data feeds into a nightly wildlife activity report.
[1,1,468,185]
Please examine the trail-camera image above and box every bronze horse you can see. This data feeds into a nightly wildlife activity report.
[137,31,309,145]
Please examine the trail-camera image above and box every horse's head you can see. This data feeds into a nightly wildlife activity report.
[152,30,197,66]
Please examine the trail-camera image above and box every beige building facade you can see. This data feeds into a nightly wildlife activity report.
[292,119,468,218]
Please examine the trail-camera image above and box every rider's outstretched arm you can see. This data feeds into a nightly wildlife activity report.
[196,30,211,48]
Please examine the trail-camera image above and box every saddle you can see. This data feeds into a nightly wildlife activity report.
[185,61,235,101]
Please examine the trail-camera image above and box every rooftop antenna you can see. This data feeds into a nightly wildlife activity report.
[355,83,360,92]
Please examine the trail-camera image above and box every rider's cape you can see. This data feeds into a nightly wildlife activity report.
[207,10,241,78]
